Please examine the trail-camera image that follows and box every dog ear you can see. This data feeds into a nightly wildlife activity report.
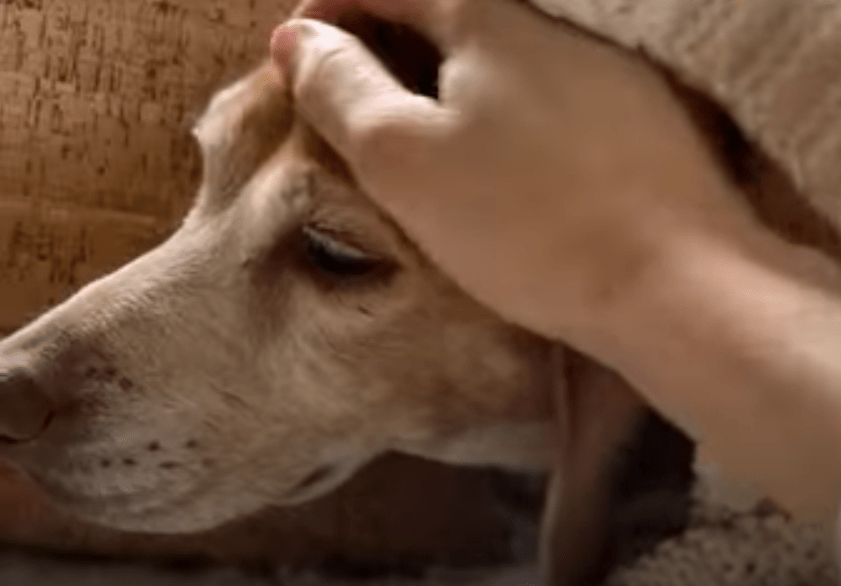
[539,353,646,586]
[193,61,296,209]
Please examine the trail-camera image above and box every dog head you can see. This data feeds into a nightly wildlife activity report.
[0,62,559,533]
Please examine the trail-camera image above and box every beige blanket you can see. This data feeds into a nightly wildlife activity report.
[532,0,841,234]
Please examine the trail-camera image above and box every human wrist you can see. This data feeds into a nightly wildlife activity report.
[594,221,779,361]
[586,222,841,518]
[554,219,753,363]
[581,209,831,357]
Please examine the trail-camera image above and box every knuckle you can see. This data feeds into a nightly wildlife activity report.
[298,40,357,84]
[352,101,446,176]
[292,19,362,83]
[441,0,473,36]
[293,44,345,101]
[353,115,417,175]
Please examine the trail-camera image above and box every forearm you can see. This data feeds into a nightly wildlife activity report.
[601,229,841,522]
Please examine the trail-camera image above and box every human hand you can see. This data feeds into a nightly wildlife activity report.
[270,0,761,354]
[271,0,841,532]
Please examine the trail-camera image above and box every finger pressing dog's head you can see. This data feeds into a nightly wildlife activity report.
[0,61,556,534]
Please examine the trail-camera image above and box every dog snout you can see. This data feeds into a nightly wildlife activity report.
[0,367,54,442]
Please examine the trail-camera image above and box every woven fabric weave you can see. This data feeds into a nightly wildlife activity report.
[533,0,841,227]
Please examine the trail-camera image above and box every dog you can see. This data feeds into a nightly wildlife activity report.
[4,2,840,578]
[0,44,665,584]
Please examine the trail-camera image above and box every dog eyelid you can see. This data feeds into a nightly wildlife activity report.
[301,225,374,261]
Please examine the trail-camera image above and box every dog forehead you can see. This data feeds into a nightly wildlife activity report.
[188,63,417,260]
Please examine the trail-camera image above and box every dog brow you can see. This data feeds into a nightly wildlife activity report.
[191,62,294,210]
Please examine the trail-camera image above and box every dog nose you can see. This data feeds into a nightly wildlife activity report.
[0,368,54,442]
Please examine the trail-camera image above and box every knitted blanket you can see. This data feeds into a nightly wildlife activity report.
[605,481,836,586]
[532,0,841,229]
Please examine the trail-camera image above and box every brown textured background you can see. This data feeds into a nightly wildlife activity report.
[0,0,537,571]
[0,0,296,331]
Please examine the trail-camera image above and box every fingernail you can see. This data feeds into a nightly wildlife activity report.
[270,24,299,70]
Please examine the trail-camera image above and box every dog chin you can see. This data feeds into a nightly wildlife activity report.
[30,477,263,534]
[61,497,259,534]
[65,478,354,534]
[38,463,370,534]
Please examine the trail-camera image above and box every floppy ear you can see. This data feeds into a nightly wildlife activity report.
[540,353,647,586]
[192,61,296,207]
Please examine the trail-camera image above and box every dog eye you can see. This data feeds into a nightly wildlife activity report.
[301,227,383,278]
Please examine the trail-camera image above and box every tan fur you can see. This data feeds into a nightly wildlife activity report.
[0,61,646,583]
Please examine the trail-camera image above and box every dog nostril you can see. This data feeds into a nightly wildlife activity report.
[0,368,54,443]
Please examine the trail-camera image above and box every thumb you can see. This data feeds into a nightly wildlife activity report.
[271,18,453,178]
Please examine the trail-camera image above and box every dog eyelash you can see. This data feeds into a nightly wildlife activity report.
[301,226,383,279]
[303,227,369,261]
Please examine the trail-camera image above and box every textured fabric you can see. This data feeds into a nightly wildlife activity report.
[606,478,837,586]
[532,0,841,227]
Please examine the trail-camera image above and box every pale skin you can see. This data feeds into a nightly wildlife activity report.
[271,0,841,529]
